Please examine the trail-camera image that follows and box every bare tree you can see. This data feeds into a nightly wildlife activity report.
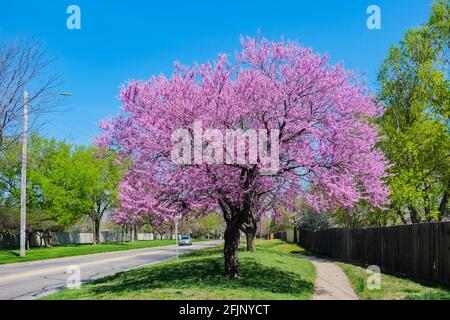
[0,36,62,152]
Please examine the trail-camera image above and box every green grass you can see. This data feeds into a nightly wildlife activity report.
[337,262,450,300]
[0,240,180,265]
[43,240,316,300]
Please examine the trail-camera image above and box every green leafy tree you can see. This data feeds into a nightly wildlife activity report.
[0,135,122,244]
[0,207,19,237]
[64,147,122,244]
[185,213,224,239]
[0,140,21,207]
[0,207,62,248]
[266,215,291,234]
[295,208,331,232]
[330,202,396,228]
[378,0,450,223]
[26,135,84,226]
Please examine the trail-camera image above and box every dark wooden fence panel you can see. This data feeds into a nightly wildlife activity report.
[278,222,450,287]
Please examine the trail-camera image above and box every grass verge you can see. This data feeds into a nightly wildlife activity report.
[0,240,181,265]
[43,240,315,300]
[337,262,450,300]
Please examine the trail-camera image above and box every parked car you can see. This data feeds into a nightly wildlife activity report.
[178,236,192,246]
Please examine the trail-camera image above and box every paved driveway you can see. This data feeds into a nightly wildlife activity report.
[0,240,222,300]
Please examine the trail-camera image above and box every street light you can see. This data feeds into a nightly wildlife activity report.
[175,213,182,261]
[20,91,72,257]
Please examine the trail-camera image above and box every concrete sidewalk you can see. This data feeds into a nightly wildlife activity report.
[308,256,359,300]
[296,255,358,300]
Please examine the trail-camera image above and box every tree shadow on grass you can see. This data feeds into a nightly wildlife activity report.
[335,260,450,300]
[255,240,309,256]
[180,246,224,259]
[252,240,283,250]
[85,254,313,298]
[7,251,20,257]
[405,291,450,300]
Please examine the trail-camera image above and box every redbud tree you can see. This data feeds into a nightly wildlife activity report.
[96,36,389,279]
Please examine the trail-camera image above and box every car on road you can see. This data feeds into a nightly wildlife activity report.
[178,236,193,246]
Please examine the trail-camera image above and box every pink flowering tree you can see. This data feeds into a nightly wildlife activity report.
[240,194,275,251]
[96,36,389,279]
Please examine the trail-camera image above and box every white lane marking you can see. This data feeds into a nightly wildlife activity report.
[0,249,169,283]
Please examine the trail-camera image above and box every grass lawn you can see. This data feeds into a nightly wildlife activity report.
[337,262,450,300]
[0,240,180,265]
[43,240,316,300]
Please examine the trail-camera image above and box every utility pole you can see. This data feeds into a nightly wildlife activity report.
[19,91,71,257]
[175,215,179,261]
[20,91,28,257]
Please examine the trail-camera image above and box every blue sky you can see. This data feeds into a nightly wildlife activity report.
[0,0,435,145]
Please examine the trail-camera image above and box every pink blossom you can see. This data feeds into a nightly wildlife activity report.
[96,36,389,226]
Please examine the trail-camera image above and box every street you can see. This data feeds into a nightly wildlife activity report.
[0,240,221,300]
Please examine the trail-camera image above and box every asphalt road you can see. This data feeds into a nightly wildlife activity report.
[0,240,222,300]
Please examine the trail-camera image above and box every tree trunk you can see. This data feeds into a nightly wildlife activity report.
[245,231,256,252]
[26,232,30,250]
[223,221,241,279]
[220,168,256,279]
[93,219,101,245]
[438,188,449,221]
[409,207,420,224]
[293,226,298,243]
[240,224,257,252]
[241,215,257,252]
[399,210,407,224]
[133,225,138,242]
[129,225,135,243]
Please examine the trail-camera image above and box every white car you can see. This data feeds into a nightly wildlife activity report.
[178,236,193,246]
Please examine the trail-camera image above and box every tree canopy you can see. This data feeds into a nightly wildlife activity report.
[0,135,122,242]
[97,35,389,278]
[378,0,450,223]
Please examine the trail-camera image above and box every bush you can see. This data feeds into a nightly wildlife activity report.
[296,211,330,231]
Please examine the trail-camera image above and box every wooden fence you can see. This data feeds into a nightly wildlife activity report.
[277,222,450,287]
